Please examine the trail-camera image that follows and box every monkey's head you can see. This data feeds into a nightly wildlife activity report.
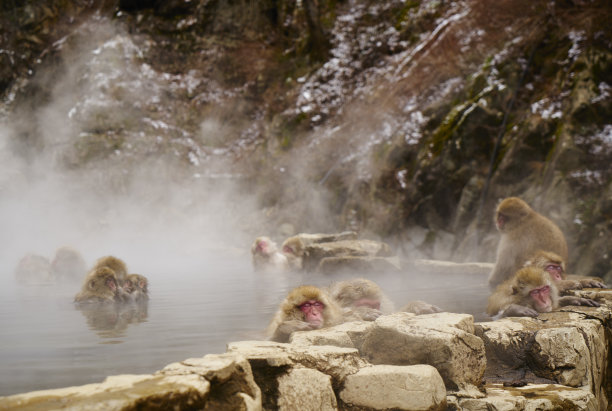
[94,256,128,282]
[512,267,557,313]
[495,197,533,232]
[281,237,305,258]
[126,274,148,294]
[87,267,119,294]
[251,237,277,257]
[330,278,382,310]
[524,250,566,282]
[283,285,339,328]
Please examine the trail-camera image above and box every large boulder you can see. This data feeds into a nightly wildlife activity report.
[302,239,395,272]
[339,364,446,411]
[359,312,486,396]
[276,368,337,411]
[475,308,609,410]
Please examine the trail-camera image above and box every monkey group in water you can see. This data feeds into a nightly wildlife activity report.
[74,255,149,305]
[267,278,442,342]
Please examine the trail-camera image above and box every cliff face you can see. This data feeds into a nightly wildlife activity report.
[1,0,611,279]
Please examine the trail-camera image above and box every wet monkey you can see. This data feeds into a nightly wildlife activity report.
[267,285,343,342]
[488,197,568,289]
[124,273,149,302]
[93,256,128,285]
[251,237,289,272]
[524,250,606,292]
[74,267,124,304]
[328,278,395,321]
[487,267,600,318]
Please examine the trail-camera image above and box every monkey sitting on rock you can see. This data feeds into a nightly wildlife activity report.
[487,266,600,319]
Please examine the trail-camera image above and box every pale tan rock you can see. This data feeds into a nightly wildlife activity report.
[289,320,375,350]
[277,367,337,411]
[360,312,486,396]
[407,259,494,276]
[448,383,598,410]
[0,374,210,411]
[340,364,446,411]
[159,352,262,411]
[302,239,394,271]
[227,340,367,384]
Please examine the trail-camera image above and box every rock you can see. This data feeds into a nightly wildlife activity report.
[406,259,494,277]
[227,340,367,386]
[0,374,210,410]
[302,239,394,272]
[475,310,609,410]
[277,368,337,411]
[316,255,401,274]
[289,321,375,350]
[340,364,446,410]
[448,383,598,410]
[159,352,262,410]
[360,312,486,396]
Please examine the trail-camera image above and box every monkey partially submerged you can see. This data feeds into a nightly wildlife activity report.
[74,267,127,304]
[92,256,128,285]
[51,246,87,282]
[251,236,289,273]
[267,285,344,342]
[489,197,569,289]
[123,273,149,303]
[487,267,600,319]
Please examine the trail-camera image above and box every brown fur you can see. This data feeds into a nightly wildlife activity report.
[93,256,128,284]
[124,273,149,302]
[328,278,395,321]
[524,250,606,291]
[267,285,343,342]
[487,266,559,317]
[14,254,52,284]
[488,197,568,289]
[280,236,306,270]
[74,267,121,304]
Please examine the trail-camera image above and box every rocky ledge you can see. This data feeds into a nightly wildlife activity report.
[2,288,610,410]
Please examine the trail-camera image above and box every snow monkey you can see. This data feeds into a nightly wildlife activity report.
[51,246,87,282]
[74,267,124,304]
[487,266,600,319]
[328,278,395,321]
[251,236,289,273]
[267,285,344,342]
[488,197,568,290]
[524,250,606,293]
[123,273,149,302]
[14,254,52,284]
[92,255,128,285]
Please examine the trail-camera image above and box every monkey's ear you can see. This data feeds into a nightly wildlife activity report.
[88,280,96,290]
[511,286,519,295]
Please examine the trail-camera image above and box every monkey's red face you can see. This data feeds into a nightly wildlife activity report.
[105,278,117,292]
[256,240,272,256]
[354,298,381,310]
[282,245,294,255]
[496,214,506,230]
[529,285,552,312]
[299,300,325,327]
[545,264,564,281]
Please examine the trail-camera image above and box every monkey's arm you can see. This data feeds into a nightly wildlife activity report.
[349,306,383,321]
[500,304,539,318]
[566,274,607,288]
[558,296,601,307]
[400,300,442,315]
[271,320,316,342]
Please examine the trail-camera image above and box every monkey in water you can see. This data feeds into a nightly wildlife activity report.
[488,197,568,290]
[92,256,128,285]
[74,267,125,304]
[123,273,149,302]
[267,285,343,342]
[251,237,289,273]
[487,267,600,319]
[51,246,87,282]
[328,278,442,321]
[14,254,52,284]
[524,250,606,293]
